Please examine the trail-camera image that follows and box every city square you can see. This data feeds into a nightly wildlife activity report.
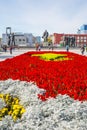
[0,0,87,129]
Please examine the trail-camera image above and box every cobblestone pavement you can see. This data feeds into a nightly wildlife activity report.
[0,47,87,62]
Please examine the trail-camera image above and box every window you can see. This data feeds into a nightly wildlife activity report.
[77,39,79,43]
[19,39,21,41]
[81,39,83,42]
[77,36,79,39]
[84,39,86,42]
[84,37,86,40]
[81,37,83,40]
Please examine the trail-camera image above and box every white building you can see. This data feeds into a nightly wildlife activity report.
[24,33,34,46]
[1,34,8,45]
[2,33,36,47]
[15,34,27,46]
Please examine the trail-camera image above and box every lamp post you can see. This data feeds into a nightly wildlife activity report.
[6,27,11,36]
[6,27,11,46]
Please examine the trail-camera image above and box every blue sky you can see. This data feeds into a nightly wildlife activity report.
[0,0,87,37]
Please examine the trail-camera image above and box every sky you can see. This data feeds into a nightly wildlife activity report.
[0,0,87,37]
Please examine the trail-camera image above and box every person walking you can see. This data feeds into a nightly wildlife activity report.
[36,43,39,51]
[81,45,85,55]
[66,37,69,52]
[65,37,69,52]
[38,45,41,51]
[10,46,13,54]
[4,45,7,52]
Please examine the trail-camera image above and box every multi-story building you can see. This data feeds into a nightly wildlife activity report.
[24,33,34,46]
[1,34,8,45]
[14,34,27,46]
[53,33,87,47]
[51,24,87,47]
[2,33,27,46]
[1,33,41,47]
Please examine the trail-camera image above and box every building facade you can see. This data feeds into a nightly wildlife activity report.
[2,33,41,47]
[53,33,87,47]
[14,34,27,46]
[24,33,34,46]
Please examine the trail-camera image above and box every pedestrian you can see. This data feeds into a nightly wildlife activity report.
[10,46,13,54]
[66,45,69,52]
[81,45,85,55]
[65,37,69,52]
[36,43,39,51]
[38,45,41,51]
[48,43,51,49]
[4,45,7,52]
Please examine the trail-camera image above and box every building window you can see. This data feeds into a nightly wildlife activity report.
[81,37,83,40]
[77,36,79,39]
[81,39,83,42]
[84,37,86,40]
[77,39,79,43]
[19,39,21,41]
[84,39,86,42]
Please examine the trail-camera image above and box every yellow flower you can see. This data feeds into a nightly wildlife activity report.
[8,111,12,115]
[0,93,26,121]
[31,53,69,61]
[2,108,8,113]
[13,98,19,104]
[12,110,20,115]
[15,100,19,104]
[12,105,19,110]
[0,94,4,98]
[20,108,26,114]
[13,116,17,121]
[5,94,10,99]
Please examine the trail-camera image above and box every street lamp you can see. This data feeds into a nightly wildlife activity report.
[6,27,11,36]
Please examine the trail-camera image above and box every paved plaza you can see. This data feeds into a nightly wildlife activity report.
[0,47,87,62]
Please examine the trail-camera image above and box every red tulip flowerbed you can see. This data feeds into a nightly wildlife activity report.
[0,51,87,101]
